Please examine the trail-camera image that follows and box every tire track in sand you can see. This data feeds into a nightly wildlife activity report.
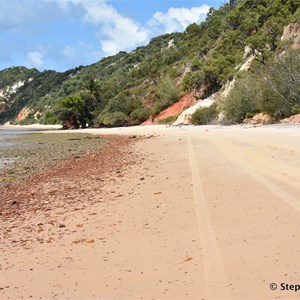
[187,136,230,299]
[212,139,300,213]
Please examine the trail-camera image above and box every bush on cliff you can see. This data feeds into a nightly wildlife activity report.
[221,75,260,123]
[190,104,218,125]
[222,48,300,123]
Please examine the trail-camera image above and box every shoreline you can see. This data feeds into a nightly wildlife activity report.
[2,122,300,132]
[0,124,62,130]
[0,131,118,189]
[1,134,137,220]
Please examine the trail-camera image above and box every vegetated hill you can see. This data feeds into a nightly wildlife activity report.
[0,0,299,126]
[0,66,83,123]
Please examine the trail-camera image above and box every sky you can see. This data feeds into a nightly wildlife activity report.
[0,0,225,72]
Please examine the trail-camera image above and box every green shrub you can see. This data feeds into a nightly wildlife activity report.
[221,75,260,123]
[130,107,150,125]
[39,110,61,125]
[158,77,181,104]
[291,104,300,115]
[259,49,300,119]
[98,111,128,127]
[190,104,218,125]
[158,115,178,124]
[18,115,36,125]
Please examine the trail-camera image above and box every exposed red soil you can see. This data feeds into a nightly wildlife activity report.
[140,92,196,125]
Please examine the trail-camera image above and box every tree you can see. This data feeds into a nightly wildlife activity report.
[54,78,106,128]
[259,48,300,118]
[81,78,105,114]
[55,94,86,128]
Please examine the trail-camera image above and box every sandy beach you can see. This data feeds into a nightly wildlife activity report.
[1,124,300,299]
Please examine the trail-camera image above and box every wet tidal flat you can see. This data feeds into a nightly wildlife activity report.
[0,132,107,187]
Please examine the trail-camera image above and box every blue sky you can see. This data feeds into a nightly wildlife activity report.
[0,0,224,72]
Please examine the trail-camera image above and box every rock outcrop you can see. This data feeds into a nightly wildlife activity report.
[243,113,275,125]
[280,114,300,124]
[281,23,300,49]
[17,107,32,122]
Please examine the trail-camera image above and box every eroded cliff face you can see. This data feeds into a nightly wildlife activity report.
[0,80,26,98]
[281,23,300,49]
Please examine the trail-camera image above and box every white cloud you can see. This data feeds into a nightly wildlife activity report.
[24,51,44,69]
[61,0,149,56]
[149,5,210,33]
[99,19,148,56]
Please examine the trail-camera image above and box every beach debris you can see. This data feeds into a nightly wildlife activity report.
[76,224,84,227]
[72,238,95,244]
[72,239,81,244]
[140,177,145,181]
[146,135,155,139]
[154,192,162,195]
[85,239,95,244]
[59,224,66,228]
[177,257,193,264]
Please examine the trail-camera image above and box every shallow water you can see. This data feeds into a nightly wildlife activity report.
[0,127,37,168]
[0,127,54,145]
